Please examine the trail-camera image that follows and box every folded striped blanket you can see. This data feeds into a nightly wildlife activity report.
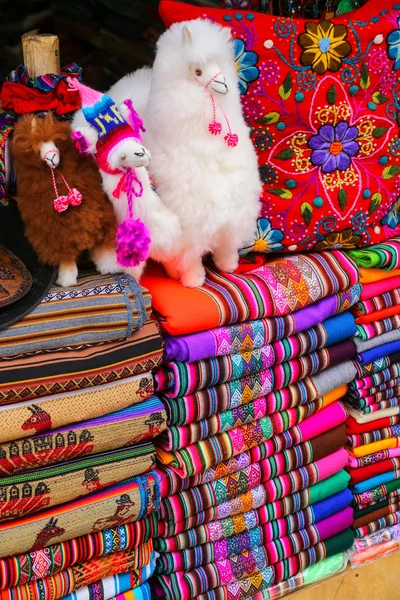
[348,377,400,398]
[0,273,151,358]
[351,363,400,391]
[0,321,162,404]
[157,424,346,497]
[155,507,353,574]
[163,306,357,363]
[155,489,352,553]
[346,386,400,409]
[356,316,400,340]
[0,515,158,589]
[348,241,400,271]
[157,341,356,399]
[158,470,350,537]
[0,472,160,558]
[156,402,347,478]
[0,396,166,475]
[353,289,400,315]
[353,476,400,505]
[348,427,400,447]
[354,511,400,538]
[154,530,355,600]
[112,584,152,600]
[0,543,153,600]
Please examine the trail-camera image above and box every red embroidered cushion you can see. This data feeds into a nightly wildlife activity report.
[160,0,400,253]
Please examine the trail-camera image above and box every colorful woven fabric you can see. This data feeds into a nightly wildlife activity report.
[60,555,157,600]
[354,511,400,539]
[156,401,347,477]
[360,276,400,301]
[0,544,153,600]
[356,316,400,341]
[143,252,358,336]
[353,477,400,505]
[154,530,354,599]
[0,321,163,404]
[0,473,160,558]
[0,443,157,522]
[345,387,400,410]
[156,507,353,573]
[353,289,400,316]
[348,241,400,271]
[352,470,400,496]
[351,364,400,391]
[157,341,356,399]
[0,373,155,445]
[357,340,400,366]
[158,401,320,452]
[0,515,158,589]
[348,377,400,398]
[164,304,358,363]
[0,398,166,477]
[354,354,400,379]
[109,583,152,600]
[347,414,400,435]
[0,273,151,357]
[348,448,400,469]
[158,470,350,537]
[157,424,346,497]
[155,488,352,553]
[348,427,400,448]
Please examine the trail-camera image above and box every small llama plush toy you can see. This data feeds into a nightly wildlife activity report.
[69,79,180,279]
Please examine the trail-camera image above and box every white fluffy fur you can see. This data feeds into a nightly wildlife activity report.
[71,105,181,277]
[107,19,261,287]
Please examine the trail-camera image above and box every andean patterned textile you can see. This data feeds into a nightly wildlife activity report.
[0,398,166,477]
[0,515,158,589]
[164,303,358,363]
[0,321,163,404]
[353,289,400,315]
[154,530,354,600]
[0,373,155,445]
[157,424,347,497]
[0,473,160,558]
[160,449,347,523]
[345,386,400,409]
[0,543,153,600]
[352,477,400,506]
[156,401,347,477]
[354,511,400,539]
[60,555,157,600]
[155,507,353,574]
[158,470,350,537]
[111,584,152,600]
[155,489,352,553]
[348,448,400,469]
[360,275,400,301]
[356,316,400,341]
[142,252,358,336]
[158,401,321,452]
[348,456,400,486]
[0,273,151,357]
[348,241,400,271]
[157,340,356,399]
[353,502,400,529]
[357,340,400,366]
[347,377,400,399]
[355,304,400,324]
[0,443,156,522]
[354,353,400,379]
[348,427,400,448]
[351,470,400,496]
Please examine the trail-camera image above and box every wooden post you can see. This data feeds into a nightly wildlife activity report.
[21,31,60,77]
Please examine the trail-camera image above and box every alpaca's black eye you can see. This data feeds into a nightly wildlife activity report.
[195,68,202,76]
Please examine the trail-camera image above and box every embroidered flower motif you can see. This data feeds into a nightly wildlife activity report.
[381,200,400,229]
[315,229,362,250]
[233,38,259,95]
[387,17,400,71]
[298,21,351,75]
[309,122,359,173]
[242,217,284,253]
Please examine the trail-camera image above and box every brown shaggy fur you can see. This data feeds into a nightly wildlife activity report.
[12,113,117,266]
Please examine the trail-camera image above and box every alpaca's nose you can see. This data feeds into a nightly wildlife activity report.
[211,75,228,95]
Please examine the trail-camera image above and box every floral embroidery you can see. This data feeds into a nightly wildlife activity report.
[298,21,352,75]
[241,217,284,253]
[381,200,400,229]
[309,122,359,173]
[233,38,259,95]
[314,229,362,250]
[387,16,400,71]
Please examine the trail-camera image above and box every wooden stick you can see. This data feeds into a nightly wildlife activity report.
[22,31,60,77]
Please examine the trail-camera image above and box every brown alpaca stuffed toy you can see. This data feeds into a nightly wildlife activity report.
[11,112,125,286]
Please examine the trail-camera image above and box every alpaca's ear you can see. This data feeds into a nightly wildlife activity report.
[31,117,37,131]
[222,27,232,43]
[182,25,192,45]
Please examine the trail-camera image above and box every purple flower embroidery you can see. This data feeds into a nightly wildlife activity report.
[308,122,359,173]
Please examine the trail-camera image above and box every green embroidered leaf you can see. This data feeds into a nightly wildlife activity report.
[338,189,348,211]
[326,85,337,105]
[368,192,382,216]
[372,91,389,105]
[273,149,295,160]
[278,72,292,100]
[360,62,370,90]
[269,188,293,199]
[372,127,389,138]
[383,165,400,179]
[255,112,280,125]
[301,202,313,226]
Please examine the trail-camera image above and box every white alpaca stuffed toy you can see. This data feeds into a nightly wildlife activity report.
[70,79,180,281]
[107,19,262,288]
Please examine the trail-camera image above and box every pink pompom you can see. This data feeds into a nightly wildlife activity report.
[116,218,151,267]
[54,195,69,213]
[209,121,222,135]
[68,188,82,206]
[224,133,239,147]
[71,130,90,155]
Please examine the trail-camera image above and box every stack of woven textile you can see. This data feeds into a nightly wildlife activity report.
[341,240,400,567]
[142,250,361,600]
[0,272,167,600]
